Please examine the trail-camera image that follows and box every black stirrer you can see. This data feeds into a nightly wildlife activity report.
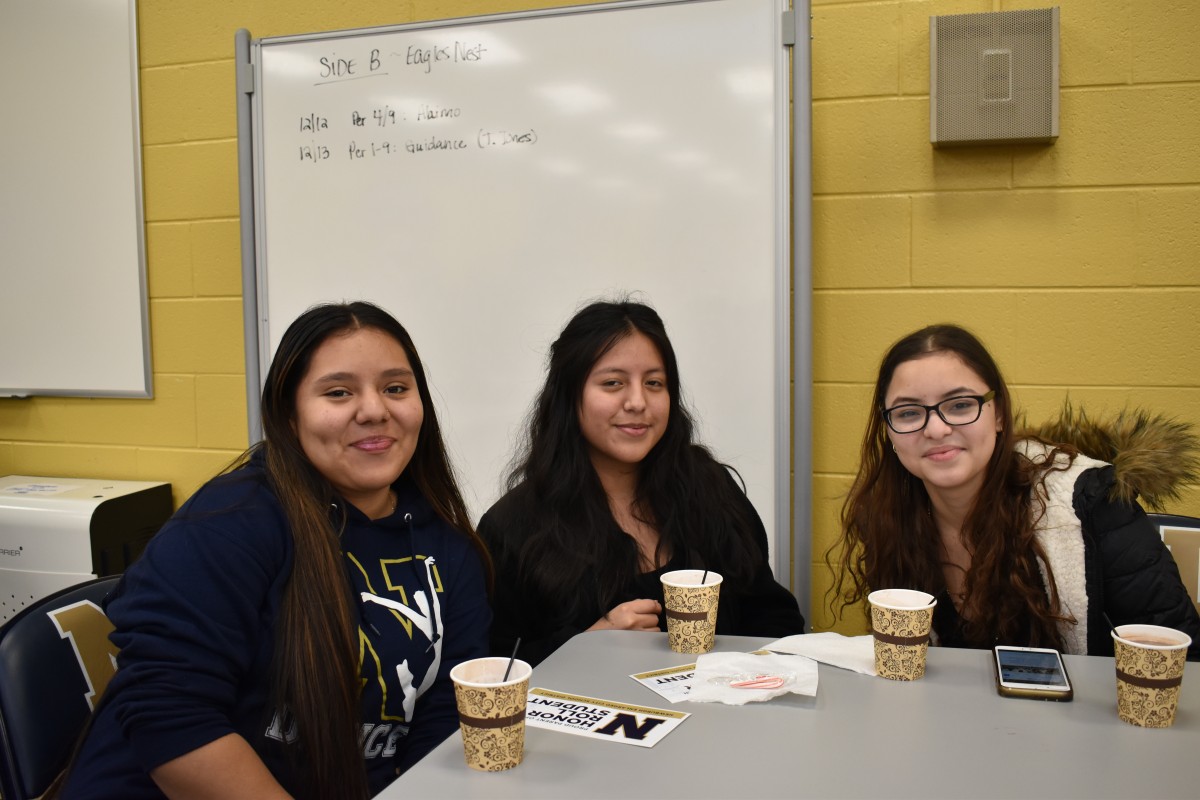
[503,637,522,681]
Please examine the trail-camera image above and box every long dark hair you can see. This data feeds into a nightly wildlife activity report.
[257,301,488,799]
[830,324,1073,649]
[510,298,763,619]
[44,302,488,799]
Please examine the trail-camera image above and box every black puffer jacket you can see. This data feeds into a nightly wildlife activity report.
[1020,404,1200,661]
[1072,461,1200,660]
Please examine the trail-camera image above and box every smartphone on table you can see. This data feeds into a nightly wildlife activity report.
[992,645,1073,701]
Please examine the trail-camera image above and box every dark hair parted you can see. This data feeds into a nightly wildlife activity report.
[509,298,764,619]
[257,301,489,799]
[829,324,1073,650]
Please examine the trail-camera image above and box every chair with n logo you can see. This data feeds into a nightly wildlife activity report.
[0,575,120,800]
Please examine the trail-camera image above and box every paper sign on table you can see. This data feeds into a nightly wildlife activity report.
[630,663,696,703]
[524,687,688,748]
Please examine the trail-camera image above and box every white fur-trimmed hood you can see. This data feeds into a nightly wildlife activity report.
[1020,403,1198,510]
[1016,440,1109,655]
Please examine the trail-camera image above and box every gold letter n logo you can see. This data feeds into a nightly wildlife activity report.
[48,600,119,711]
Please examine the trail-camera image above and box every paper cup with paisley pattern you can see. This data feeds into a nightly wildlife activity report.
[1112,624,1190,728]
[661,570,723,654]
[450,656,532,771]
[868,589,936,681]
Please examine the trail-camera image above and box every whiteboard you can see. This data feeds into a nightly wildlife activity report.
[0,0,150,398]
[239,0,793,540]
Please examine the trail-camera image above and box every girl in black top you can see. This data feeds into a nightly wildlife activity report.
[479,299,804,666]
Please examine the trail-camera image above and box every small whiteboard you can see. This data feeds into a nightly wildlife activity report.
[238,0,795,539]
[0,0,150,398]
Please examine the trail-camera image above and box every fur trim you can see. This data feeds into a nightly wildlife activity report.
[1018,399,1199,510]
[1016,440,1101,655]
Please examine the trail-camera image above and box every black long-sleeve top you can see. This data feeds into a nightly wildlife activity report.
[478,478,805,666]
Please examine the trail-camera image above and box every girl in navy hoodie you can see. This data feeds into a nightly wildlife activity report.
[56,302,491,799]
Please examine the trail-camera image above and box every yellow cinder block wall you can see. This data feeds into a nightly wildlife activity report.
[0,1,1196,631]
[812,0,1200,633]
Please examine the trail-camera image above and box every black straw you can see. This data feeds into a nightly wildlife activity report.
[503,637,521,682]
[701,569,709,585]
[1103,612,1119,637]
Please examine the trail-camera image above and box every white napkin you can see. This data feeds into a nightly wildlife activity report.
[763,632,877,676]
[686,650,819,705]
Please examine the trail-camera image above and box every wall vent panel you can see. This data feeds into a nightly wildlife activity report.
[931,7,1059,146]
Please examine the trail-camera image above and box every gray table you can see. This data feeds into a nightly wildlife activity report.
[381,630,1200,799]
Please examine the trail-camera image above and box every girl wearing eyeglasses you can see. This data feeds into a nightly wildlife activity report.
[830,324,1200,659]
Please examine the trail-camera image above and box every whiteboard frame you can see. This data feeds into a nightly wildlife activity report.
[0,0,150,398]
[789,4,814,629]
[236,0,812,621]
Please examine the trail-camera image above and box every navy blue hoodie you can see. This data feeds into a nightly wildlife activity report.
[61,455,490,798]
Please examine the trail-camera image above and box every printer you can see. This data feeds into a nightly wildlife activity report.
[0,475,172,624]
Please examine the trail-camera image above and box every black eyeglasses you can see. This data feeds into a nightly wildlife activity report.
[882,390,996,434]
